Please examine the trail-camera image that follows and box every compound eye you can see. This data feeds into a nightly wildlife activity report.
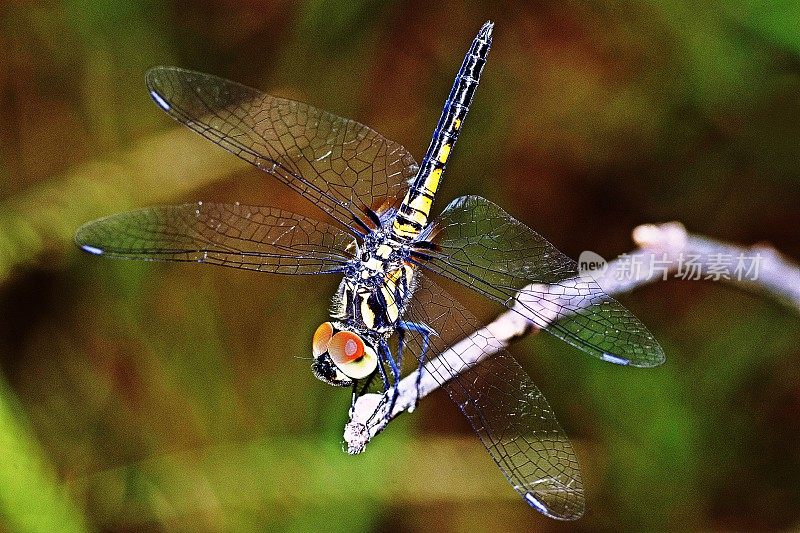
[336,343,378,379]
[312,322,334,357]
[328,331,365,365]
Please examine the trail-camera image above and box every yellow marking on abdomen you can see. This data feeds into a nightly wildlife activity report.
[392,220,420,238]
[410,210,428,225]
[408,194,432,214]
[423,168,443,195]
[454,117,461,130]
[438,143,451,163]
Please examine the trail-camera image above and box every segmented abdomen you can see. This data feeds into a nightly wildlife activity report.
[391,22,493,241]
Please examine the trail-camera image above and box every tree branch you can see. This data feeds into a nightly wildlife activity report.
[344,222,800,453]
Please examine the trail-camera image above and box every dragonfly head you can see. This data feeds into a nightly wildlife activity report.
[311,322,378,387]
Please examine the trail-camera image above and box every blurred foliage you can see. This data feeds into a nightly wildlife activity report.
[0,0,799,531]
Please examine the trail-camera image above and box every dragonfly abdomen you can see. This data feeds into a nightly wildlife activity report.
[391,21,493,241]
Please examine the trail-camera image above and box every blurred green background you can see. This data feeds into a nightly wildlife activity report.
[1,1,800,531]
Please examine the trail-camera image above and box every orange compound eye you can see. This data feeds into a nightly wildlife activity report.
[312,322,334,357]
[327,331,365,365]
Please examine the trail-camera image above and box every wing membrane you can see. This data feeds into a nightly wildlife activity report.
[146,67,419,232]
[76,203,353,275]
[419,195,664,367]
[400,273,584,519]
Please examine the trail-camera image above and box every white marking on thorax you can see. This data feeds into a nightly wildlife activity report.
[365,257,384,272]
[376,244,393,258]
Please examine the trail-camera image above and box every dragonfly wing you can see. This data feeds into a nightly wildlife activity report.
[400,273,584,520]
[146,67,419,232]
[418,195,664,367]
[76,203,354,275]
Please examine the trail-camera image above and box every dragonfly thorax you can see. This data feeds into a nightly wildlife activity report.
[355,231,406,277]
[330,229,417,336]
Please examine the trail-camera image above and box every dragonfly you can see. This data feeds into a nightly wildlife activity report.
[76,21,664,520]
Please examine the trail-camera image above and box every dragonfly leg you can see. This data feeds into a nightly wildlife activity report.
[375,351,391,393]
[395,327,406,375]
[357,371,378,397]
[379,339,401,417]
[350,380,360,411]
[395,327,418,410]
[360,360,392,427]
[398,321,435,409]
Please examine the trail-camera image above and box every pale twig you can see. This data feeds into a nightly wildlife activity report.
[344,221,800,453]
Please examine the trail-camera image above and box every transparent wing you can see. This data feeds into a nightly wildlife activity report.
[76,202,354,275]
[146,67,419,232]
[401,273,584,520]
[417,195,664,367]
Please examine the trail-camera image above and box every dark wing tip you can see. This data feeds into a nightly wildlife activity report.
[643,344,667,367]
[79,244,104,256]
[524,491,584,521]
[75,220,105,255]
[143,66,259,122]
[145,65,171,90]
[600,352,632,366]
[601,343,666,368]
[145,66,180,111]
[145,66,208,112]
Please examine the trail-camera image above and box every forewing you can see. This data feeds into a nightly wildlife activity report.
[146,67,419,231]
[401,273,584,520]
[419,195,664,367]
[76,203,353,275]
